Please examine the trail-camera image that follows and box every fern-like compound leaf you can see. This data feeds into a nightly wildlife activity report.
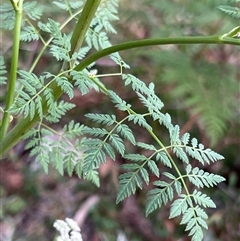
[180,206,208,241]
[116,124,136,145]
[63,121,84,138]
[156,151,172,168]
[121,163,140,171]
[122,74,149,93]
[109,133,125,155]
[85,0,119,50]
[170,125,181,145]
[51,44,71,61]
[53,1,84,11]
[102,142,116,160]
[181,132,190,145]
[146,188,164,216]
[64,151,79,176]
[167,189,216,241]
[189,224,205,241]
[85,113,116,126]
[109,52,130,69]
[82,138,106,172]
[53,1,70,11]
[43,88,54,109]
[192,190,216,208]
[23,127,39,140]
[0,56,7,85]
[137,90,164,114]
[173,146,189,163]
[72,70,99,95]
[84,170,100,187]
[19,70,43,92]
[96,0,119,33]
[140,167,149,185]
[83,127,108,138]
[185,145,224,165]
[0,3,15,30]
[169,195,191,219]
[20,26,39,42]
[30,141,51,173]
[56,76,74,99]
[72,46,91,62]
[51,144,66,176]
[121,163,149,184]
[147,160,160,177]
[180,207,196,226]
[48,19,71,61]
[174,180,182,195]
[158,112,173,130]
[186,165,225,188]
[75,161,83,179]
[23,1,44,20]
[116,172,142,203]
[88,24,109,49]
[128,114,152,130]
[99,32,111,49]
[8,71,45,120]
[136,142,156,151]
[68,1,84,10]
[26,124,83,177]
[163,172,176,180]
[46,101,76,123]
[109,90,132,111]
[124,153,147,162]
[24,129,42,150]
[35,95,43,119]
[218,5,240,18]
[146,181,174,216]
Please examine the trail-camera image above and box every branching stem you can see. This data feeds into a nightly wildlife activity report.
[74,34,240,72]
[0,15,239,156]
[0,0,24,141]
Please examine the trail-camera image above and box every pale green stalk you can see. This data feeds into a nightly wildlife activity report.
[62,0,101,70]
[0,0,24,140]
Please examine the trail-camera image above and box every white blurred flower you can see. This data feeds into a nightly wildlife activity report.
[66,218,81,232]
[54,218,83,241]
[69,230,83,241]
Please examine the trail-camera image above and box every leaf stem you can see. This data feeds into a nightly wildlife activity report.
[0,0,24,141]
[70,0,101,55]
[74,35,235,71]
[62,0,101,70]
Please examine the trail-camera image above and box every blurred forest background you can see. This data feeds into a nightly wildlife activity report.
[0,0,239,240]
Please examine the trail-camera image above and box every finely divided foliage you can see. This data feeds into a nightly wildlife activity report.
[218,0,240,19]
[0,0,229,240]
[0,56,7,85]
